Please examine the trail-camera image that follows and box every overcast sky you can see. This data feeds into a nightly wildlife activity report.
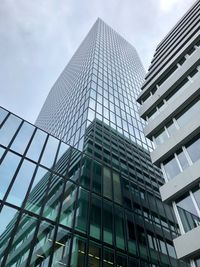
[0,0,195,123]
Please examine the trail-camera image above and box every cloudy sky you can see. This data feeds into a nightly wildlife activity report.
[0,0,195,123]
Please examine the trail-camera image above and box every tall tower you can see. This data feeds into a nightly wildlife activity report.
[36,18,152,152]
[137,0,200,265]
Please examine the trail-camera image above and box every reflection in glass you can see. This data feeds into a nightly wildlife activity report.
[177,150,189,171]
[90,194,101,239]
[103,167,112,199]
[115,206,125,249]
[0,114,21,147]
[113,172,122,204]
[92,161,102,194]
[103,200,113,245]
[71,236,86,267]
[163,156,180,180]
[186,137,200,163]
[11,121,34,155]
[0,146,5,160]
[103,248,114,267]
[0,107,8,125]
[7,159,36,207]
[40,135,59,168]
[52,227,71,266]
[4,214,37,267]
[26,129,47,162]
[75,188,89,233]
[0,205,19,265]
[30,221,54,266]
[88,241,101,267]
[0,151,21,200]
[25,166,51,214]
[60,181,77,228]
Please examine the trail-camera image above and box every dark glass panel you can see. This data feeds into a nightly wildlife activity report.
[92,161,102,194]
[80,157,91,190]
[116,252,128,267]
[88,241,101,267]
[103,200,113,245]
[103,248,114,267]
[59,181,77,228]
[0,114,21,147]
[115,205,125,249]
[90,194,101,239]
[0,151,21,200]
[7,159,36,207]
[70,236,86,267]
[126,212,137,255]
[103,166,112,199]
[11,121,34,155]
[113,172,122,204]
[75,187,89,233]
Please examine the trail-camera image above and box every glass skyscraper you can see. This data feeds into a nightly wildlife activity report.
[36,18,152,152]
[0,18,189,267]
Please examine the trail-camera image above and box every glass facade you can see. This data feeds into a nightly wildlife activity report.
[36,18,152,152]
[0,107,189,266]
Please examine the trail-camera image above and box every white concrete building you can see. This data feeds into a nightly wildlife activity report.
[137,1,200,266]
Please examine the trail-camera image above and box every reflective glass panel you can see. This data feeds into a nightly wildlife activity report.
[25,166,51,214]
[0,114,21,147]
[163,156,181,180]
[186,137,200,163]
[26,129,47,162]
[88,242,101,267]
[11,121,34,155]
[70,236,86,267]
[40,135,59,168]
[90,194,101,239]
[177,150,189,171]
[75,188,89,233]
[103,167,112,199]
[103,200,113,245]
[7,159,36,207]
[60,181,76,228]
[0,108,8,125]
[103,248,114,267]
[0,151,21,200]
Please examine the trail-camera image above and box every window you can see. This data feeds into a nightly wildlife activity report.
[186,137,200,163]
[163,156,181,180]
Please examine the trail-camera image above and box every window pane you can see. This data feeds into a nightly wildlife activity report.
[115,206,125,249]
[5,213,37,267]
[177,150,189,171]
[193,187,200,210]
[11,121,34,155]
[92,161,102,194]
[113,172,122,204]
[90,194,101,239]
[0,114,21,147]
[75,188,89,233]
[186,137,200,163]
[40,135,59,168]
[70,236,86,267]
[0,151,21,200]
[52,227,71,266]
[26,129,47,162]
[103,248,114,267]
[103,167,112,199]
[88,242,101,267]
[103,200,113,245]
[154,128,168,145]
[176,193,198,216]
[7,159,36,207]
[163,156,180,180]
[25,166,51,214]
[59,181,76,228]
[0,108,8,125]
[30,221,55,266]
